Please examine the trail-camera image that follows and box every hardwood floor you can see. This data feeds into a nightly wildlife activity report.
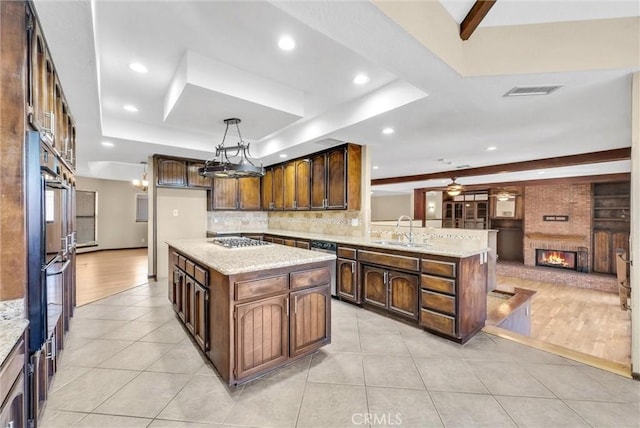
[75,248,149,306]
[496,275,632,368]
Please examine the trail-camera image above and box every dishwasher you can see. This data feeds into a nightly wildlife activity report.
[310,240,338,297]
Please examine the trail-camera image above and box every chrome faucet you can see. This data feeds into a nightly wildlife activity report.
[396,215,413,244]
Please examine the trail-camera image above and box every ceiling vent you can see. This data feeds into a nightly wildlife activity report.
[503,85,562,97]
[455,164,471,169]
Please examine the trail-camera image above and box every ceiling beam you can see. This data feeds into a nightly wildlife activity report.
[371,148,631,186]
[460,0,497,41]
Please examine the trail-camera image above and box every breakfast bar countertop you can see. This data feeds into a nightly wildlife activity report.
[165,238,336,275]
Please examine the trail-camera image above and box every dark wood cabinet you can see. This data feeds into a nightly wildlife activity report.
[337,259,358,302]
[0,373,24,428]
[212,177,238,210]
[444,198,488,229]
[283,162,296,210]
[193,282,209,351]
[326,147,347,209]
[272,165,284,210]
[362,265,419,320]
[290,286,331,357]
[310,153,327,209]
[592,182,630,275]
[0,337,25,428]
[238,177,261,210]
[295,160,311,210]
[261,168,274,210]
[156,158,187,187]
[184,275,195,334]
[187,162,212,188]
[235,295,289,380]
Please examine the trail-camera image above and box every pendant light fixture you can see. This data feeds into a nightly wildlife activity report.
[199,118,265,179]
[132,161,149,192]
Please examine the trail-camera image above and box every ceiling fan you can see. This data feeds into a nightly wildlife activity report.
[445,178,464,196]
[489,188,522,201]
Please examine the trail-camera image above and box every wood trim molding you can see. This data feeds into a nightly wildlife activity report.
[372,148,631,186]
[525,233,586,242]
[460,0,497,41]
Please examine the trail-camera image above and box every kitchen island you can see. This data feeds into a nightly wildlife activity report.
[166,237,335,385]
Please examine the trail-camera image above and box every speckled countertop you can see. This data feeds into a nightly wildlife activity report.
[0,298,28,367]
[207,229,489,258]
[166,238,336,275]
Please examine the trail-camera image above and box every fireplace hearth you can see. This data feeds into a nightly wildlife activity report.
[536,249,577,270]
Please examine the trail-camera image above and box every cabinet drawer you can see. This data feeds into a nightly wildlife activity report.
[178,255,186,271]
[420,309,455,336]
[421,290,456,315]
[337,247,356,260]
[358,250,419,271]
[185,260,196,277]
[421,259,456,278]
[171,252,179,267]
[235,275,288,301]
[290,267,331,289]
[295,240,310,250]
[194,265,208,286]
[421,274,455,295]
[0,338,24,407]
[284,239,296,247]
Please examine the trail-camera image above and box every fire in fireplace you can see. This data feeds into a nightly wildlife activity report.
[536,249,578,270]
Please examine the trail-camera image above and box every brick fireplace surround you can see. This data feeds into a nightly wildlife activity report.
[497,183,617,293]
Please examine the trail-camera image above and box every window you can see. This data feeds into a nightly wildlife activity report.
[76,190,97,246]
[135,193,148,222]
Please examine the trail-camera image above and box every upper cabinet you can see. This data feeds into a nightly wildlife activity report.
[27,10,76,169]
[209,177,261,211]
[155,156,212,189]
[261,143,361,211]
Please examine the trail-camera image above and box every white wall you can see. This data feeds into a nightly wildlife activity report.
[155,187,207,279]
[75,177,147,253]
[631,72,639,376]
[371,194,413,221]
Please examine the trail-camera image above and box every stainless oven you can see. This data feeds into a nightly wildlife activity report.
[310,240,337,297]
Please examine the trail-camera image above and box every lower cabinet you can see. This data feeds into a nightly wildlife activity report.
[337,258,359,303]
[193,282,209,351]
[0,373,24,428]
[362,265,419,320]
[235,295,289,380]
[290,286,331,357]
[1,337,25,428]
[184,276,195,334]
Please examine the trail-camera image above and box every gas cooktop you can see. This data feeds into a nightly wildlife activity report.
[210,236,271,248]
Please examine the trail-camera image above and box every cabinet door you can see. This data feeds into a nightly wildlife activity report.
[362,265,387,308]
[290,286,331,357]
[157,158,187,187]
[53,82,65,150]
[187,162,212,188]
[261,168,274,210]
[212,177,239,210]
[310,153,327,209]
[174,270,184,319]
[0,372,24,428]
[185,276,195,334]
[388,271,419,319]
[283,162,296,210]
[29,22,48,131]
[593,230,611,273]
[337,258,359,303]
[238,177,261,210]
[235,295,288,380]
[326,148,346,209]
[295,160,311,210]
[193,283,209,351]
[272,165,284,210]
[612,232,630,276]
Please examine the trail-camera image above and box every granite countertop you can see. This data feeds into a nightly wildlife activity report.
[0,298,28,367]
[207,229,489,258]
[166,238,336,275]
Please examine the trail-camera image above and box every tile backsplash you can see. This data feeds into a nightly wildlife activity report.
[207,210,367,237]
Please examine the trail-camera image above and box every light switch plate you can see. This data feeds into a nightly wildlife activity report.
[172,209,179,217]
[351,218,359,226]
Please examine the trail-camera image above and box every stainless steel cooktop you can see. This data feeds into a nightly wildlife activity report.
[210,236,270,248]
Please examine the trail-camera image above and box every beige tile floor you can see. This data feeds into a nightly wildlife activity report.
[41,281,639,428]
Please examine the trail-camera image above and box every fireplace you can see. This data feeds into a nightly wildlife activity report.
[535,249,578,270]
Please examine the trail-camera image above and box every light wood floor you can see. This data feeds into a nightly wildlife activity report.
[497,275,632,367]
[75,248,149,306]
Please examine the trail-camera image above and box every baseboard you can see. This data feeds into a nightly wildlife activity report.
[77,246,148,254]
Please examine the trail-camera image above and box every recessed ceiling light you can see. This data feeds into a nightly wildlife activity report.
[373,165,379,170]
[353,74,370,85]
[538,171,545,174]
[129,62,148,73]
[101,141,114,148]
[123,104,138,112]
[278,36,295,51]
[504,85,562,97]
[279,154,288,158]
[382,128,394,135]
[487,146,497,151]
